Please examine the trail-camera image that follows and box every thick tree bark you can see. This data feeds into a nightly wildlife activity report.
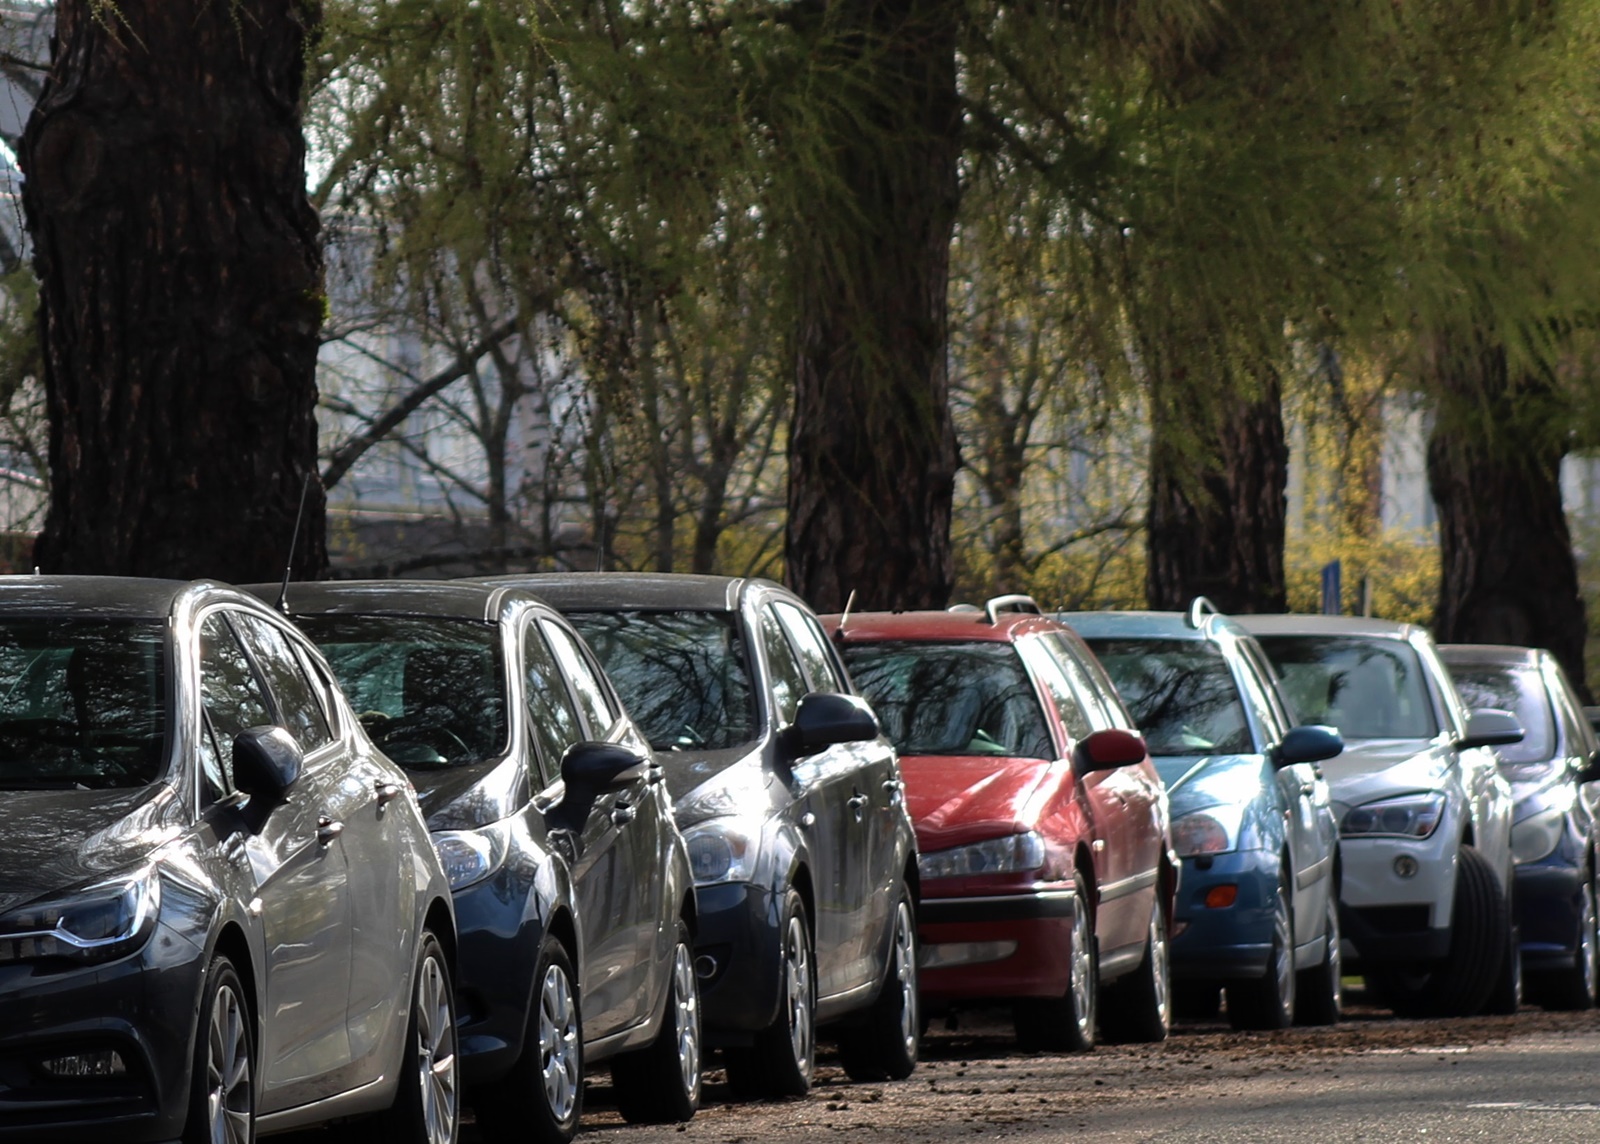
[20,0,326,580]
[784,0,962,613]
[1426,335,1589,699]
[1146,362,1289,614]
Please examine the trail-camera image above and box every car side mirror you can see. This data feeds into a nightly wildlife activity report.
[233,726,303,804]
[561,741,648,792]
[1458,708,1525,750]
[1075,728,1147,772]
[1578,749,1600,785]
[1275,725,1343,769]
[777,693,880,761]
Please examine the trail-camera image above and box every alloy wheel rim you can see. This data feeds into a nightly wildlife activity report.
[416,954,458,1144]
[539,963,582,1124]
[1273,886,1295,1016]
[1070,892,1094,1037]
[672,942,702,1100]
[784,915,814,1078]
[1582,883,1597,1001]
[892,902,919,1054]
[1149,902,1171,1027]
[1326,898,1343,1012]
[206,981,251,1144]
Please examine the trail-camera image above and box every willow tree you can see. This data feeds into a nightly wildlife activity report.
[20,0,327,579]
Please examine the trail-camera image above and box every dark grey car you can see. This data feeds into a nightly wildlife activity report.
[478,573,920,1098]
[0,577,458,1144]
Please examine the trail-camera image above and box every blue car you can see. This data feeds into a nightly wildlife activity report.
[1440,643,1600,1010]
[1067,601,1344,1028]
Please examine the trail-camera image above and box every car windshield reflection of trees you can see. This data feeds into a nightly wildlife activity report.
[1086,639,1252,757]
[841,642,1052,759]
[569,611,757,752]
[1256,636,1437,740]
[1451,665,1556,772]
[0,619,167,789]
[301,616,507,768]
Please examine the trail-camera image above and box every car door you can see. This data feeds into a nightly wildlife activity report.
[197,611,354,1114]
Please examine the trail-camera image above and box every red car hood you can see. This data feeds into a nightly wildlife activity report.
[904,754,1054,852]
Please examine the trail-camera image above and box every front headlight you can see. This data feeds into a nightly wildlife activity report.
[683,819,762,885]
[918,832,1045,881]
[433,822,512,892]
[0,866,161,966]
[1511,807,1565,866]
[1341,793,1446,840]
[1172,804,1246,858]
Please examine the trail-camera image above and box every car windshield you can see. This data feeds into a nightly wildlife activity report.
[1084,638,1253,757]
[1255,635,1438,740]
[298,615,507,768]
[840,642,1053,759]
[1447,663,1556,768]
[567,611,757,751]
[0,619,167,790]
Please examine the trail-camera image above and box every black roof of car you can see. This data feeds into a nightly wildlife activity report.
[475,572,762,613]
[0,574,203,618]
[251,579,523,623]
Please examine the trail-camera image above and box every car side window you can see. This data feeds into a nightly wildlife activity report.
[1548,663,1595,758]
[774,601,846,693]
[1019,638,1092,746]
[523,622,586,785]
[1233,651,1285,751]
[197,613,272,800]
[232,613,333,753]
[758,605,808,727]
[540,620,618,739]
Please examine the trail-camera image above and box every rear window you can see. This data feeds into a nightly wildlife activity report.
[1446,663,1556,768]
[1255,635,1438,741]
[840,642,1053,760]
[1085,638,1253,757]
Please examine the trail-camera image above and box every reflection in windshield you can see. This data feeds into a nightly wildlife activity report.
[1256,635,1437,740]
[1448,664,1556,768]
[0,619,167,789]
[840,642,1052,759]
[1086,639,1252,757]
[300,616,506,767]
[568,611,756,751]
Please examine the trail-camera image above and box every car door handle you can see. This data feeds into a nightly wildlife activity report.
[375,780,405,807]
[646,763,665,785]
[882,779,904,803]
[848,793,870,820]
[317,816,344,846]
[612,803,636,827]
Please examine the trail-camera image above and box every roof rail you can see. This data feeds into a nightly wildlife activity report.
[1185,596,1220,629]
[985,594,1042,625]
[947,603,982,614]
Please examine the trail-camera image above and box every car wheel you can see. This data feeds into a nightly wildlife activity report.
[725,889,815,1098]
[1099,887,1171,1044]
[1484,914,1523,1016]
[613,919,703,1123]
[473,935,583,1144]
[1294,891,1343,1026]
[839,884,920,1080]
[359,930,459,1144]
[1536,875,1598,1011]
[183,956,253,1144]
[1367,844,1507,1018]
[1012,873,1096,1052]
[1227,865,1296,1031]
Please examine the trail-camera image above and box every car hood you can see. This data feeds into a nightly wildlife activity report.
[0,784,183,915]
[1321,738,1453,809]
[410,757,525,831]
[1154,754,1270,818]
[670,746,778,829]
[903,754,1053,852]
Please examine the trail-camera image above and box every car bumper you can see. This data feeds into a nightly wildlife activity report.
[1337,829,1457,964]
[0,923,205,1143]
[1168,851,1278,980]
[691,882,783,1044]
[1513,856,1589,973]
[450,867,544,1087]
[916,888,1077,1003]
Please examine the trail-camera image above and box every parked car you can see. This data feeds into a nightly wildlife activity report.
[476,572,920,1097]
[0,576,459,1144]
[1440,643,1600,1010]
[263,580,701,1140]
[1239,614,1520,1017]
[1067,600,1345,1029]
[827,595,1176,1050]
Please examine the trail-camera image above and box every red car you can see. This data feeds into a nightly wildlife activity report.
[825,597,1175,1050]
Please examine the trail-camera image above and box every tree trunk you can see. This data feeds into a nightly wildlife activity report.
[20,0,325,581]
[784,0,962,614]
[1427,335,1589,699]
[1146,361,1289,614]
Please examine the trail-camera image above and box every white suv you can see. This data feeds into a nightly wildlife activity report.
[1240,615,1520,1017]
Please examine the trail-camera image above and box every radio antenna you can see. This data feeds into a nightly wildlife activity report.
[832,589,858,642]
[276,473,316,614]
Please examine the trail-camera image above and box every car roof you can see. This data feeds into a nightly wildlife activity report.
[828,609,1073,643]
[1437,643,1544,669]
[0,574,202,619]
[1063,609,1253,643]
[1232,613,1421,640]
[475,571,764,613]
[251,579,531,624]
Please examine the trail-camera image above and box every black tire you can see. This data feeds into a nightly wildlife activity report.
[839,887,920,1081]
[183,956,254,1144]
[1227,865,1296,1031]
[725,889,815,1099]
[473,936,583,1144]
[1172,984,1222,1022]
[360,930,460,1144]
[1295,891,1343,1026]
[1012,874,1096,1052]
[1537,876,1598,1011]
[1366,844,1508,1018]
[1484,916,1522,1016]
[1099,889,1172,1045]
[613,920,703,1124]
